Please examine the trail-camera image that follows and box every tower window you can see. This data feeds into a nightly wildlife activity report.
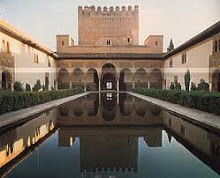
[155,41,158,45]
[61,41,64,46]
[107,40,111,45]
[128,38,130,43]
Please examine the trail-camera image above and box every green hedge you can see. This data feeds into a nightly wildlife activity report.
[0,88,83,115]
[133,87,220,115]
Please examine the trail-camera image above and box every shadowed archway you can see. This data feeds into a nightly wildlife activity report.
[212,70,220,92]
[101,63,116,91]
[58,68,70,89]
[119,68,132,91]
[2,70,12,90]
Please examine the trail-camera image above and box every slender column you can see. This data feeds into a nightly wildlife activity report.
[70,82,72,89]
[99,78,101,92]
[84,82,87,91]
[148,82,150,89]
[117,80,119,92]
[132,82,135,90]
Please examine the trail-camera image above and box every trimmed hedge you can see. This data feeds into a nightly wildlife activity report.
[0,88,83,115]
[133,87,220,115]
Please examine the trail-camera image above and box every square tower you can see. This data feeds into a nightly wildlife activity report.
[78,5,139,46]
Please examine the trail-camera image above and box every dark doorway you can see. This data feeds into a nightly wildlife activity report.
[102,73,116,90]
[2,70,11,90]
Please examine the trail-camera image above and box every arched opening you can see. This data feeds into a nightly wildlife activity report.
[101,93,117,121]
[119,68,132,91]
[2,70,12,90]
[134,68,148,88]
[134,98,147,117]
[72,68,84,89]
[73,100,84,118]
[101,63,116,91]
[119,93,132,116]
[58,68,69,89]
[86,68,99,91]
[45,76,49,90]
[86,94,99,117]
[212,70,220,92]
[149,68,163,89]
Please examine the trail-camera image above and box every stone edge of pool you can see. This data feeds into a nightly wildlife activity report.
[127,92,220,133]
[0,92,91,131]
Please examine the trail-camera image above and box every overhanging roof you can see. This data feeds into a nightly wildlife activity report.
[164,20,220,59]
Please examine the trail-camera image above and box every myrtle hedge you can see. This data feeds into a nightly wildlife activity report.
[0,88,83,115]
[133,87,220,115]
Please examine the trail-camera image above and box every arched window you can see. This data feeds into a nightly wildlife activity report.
[6,42,10,53]
[2,40,5,52]
[214,40,218,53]
[219,39,220,51]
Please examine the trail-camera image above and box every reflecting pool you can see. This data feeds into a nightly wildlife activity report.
[0,93,220,178]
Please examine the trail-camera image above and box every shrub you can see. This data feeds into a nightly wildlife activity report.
[14,81,24,92]
[133,87,220,115]
[170,83,175,90]
[198,79,210,92]
[33,80,42,92]
[184,69,191,91]
[26,83,32,92]
[0,87,83,115]
[190,82,198,91]
[175,82,181,90]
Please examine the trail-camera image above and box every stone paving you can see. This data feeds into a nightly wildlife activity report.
[128,92,220,132]
[0,92,90,130]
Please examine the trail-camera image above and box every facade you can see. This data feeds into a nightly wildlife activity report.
[78,6,139,46]
[0,19,57,90]
[0,5,219,92]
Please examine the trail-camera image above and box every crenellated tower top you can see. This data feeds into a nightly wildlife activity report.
[78,5,139,13]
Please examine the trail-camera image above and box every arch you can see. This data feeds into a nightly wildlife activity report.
[212,70,220,92]
[101,63,116,91]
[45,76,49,90]
[86,68,99,91]
[134,68,148,88]
[2,70,12,90]
[149,68,163,89]
[119,68,132,91]
[101,93,117,121]
[134,98,147,117]
[72,68,84,89]
[119,93,132,116]
[73,100,84,117]
[58,68,69,89]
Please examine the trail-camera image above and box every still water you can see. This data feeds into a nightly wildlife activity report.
[0,93,220,178]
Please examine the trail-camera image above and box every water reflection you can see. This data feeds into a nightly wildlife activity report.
[0,110,57,175]
[57,93,163,126]
[0,93,220,177]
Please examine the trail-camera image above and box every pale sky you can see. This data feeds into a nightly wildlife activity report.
[0,0,219,51]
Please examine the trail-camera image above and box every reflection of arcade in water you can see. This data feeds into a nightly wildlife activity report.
[57,93,164,126]
[58,127,163,176]
[0,109,57,175]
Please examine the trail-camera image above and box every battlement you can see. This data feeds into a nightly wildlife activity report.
[78,5,139,13]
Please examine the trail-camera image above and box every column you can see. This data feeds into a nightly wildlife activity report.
[117,80,119,92]
[70,82,72,89]
[99,78,101,92]
[132,82,135,90]
[84,82,86,92]
[148,81,150,89]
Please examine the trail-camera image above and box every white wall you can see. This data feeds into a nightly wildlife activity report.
[164,38,213,90]
[0,32,56,90]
